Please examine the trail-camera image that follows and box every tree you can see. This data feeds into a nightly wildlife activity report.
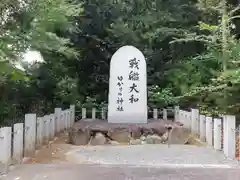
[0,0,82,76]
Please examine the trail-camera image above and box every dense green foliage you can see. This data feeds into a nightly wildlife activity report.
[1,0,240,124]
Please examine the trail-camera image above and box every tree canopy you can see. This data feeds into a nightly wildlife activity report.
[1,0,240,124]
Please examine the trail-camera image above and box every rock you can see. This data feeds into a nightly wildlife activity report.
[89,132,107,145]
[108,128,131,143]
[161,132,168,142]
[140,135,146,141]
[145,135,154,144]
[68,127,91,145]
[145,119,178,136]
[129,125,142,139]
[108,140,120,145]
[130,138,142,145]
[145,134,163,144]
[68,120,184,145]
[168,126,189,144]
[184,135,205,146]
[141,126,153,136]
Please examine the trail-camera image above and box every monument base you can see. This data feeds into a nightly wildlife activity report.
[107,114,148,124]
[68,119,187,146]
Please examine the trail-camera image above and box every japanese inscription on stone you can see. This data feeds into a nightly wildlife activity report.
[128,58,140,104]
[116,75,124,111]
[108,45,147,123]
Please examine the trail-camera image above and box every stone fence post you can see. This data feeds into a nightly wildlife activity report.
[206,116,213,146]
[92,108,96,119]
[153,109,158,119]
[174,106,179,122]
[54,108,62,134]
[36,117,43,148]
[191,109,199,135]
[213,118,221,150]
[0,127,12,173]
[199,115,206,141]
[24,114,36,157]
[70,105,75,125]
[82,108,86,119]
[163,109,167,121]
[223,115,236,159]
[13,123,23,164]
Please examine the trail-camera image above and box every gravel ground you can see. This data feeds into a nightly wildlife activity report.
[66,144,240,166]
[2,164,240,180]
[2,136,240,180]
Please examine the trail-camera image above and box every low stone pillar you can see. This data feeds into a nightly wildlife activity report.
[213,118,221,150]
[206,116,213,146]
[153,109,158,119]
[199,115,206,141]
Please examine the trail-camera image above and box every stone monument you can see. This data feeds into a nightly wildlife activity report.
[107,45,147,123]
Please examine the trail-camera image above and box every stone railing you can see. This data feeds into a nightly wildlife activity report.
[174,106,239,160]
[0,105,75,174]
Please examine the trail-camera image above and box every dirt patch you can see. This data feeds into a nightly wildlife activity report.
[24,132,74,164]
[184,135,207,147]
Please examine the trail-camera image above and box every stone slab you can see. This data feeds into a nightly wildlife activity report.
[108,45,147,123]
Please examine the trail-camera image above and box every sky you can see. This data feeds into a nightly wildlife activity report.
[23,51,44,64]
[14,50,45,71]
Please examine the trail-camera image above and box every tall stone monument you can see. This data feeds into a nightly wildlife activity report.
[107,45,147,123]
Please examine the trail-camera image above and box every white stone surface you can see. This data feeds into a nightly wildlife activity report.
[182,111,188,128]
[54,108,62,134]
[191,109,199,134]
[82,108,86,119]
[13,123,23,164]
[206,116,213,146]
[179,110,183,124]
[187,112,192,129]
[223,115,236,159]
[174,106,179,122]
[0,127,12,167]
[70,105,75,125]
[153,109,158,119]
[101,108,106,120]
[68,110,71,128]
[50,114,55,140]
[63,110,67,130]
[163,109,167,121]
[24,114,36,156]
[43,115,50,143]
[64,110,68,129]
[108,45,147,123]
[223,115,227,156]
[200,115,206,141]
[60,111,64,131]
[213,118,221,150]
[36,117,44,148]
[92,108,96,120]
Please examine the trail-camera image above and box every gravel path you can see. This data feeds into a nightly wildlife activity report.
[66,144,240,166]
[2,164,240,180]
[2,144,240,180]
